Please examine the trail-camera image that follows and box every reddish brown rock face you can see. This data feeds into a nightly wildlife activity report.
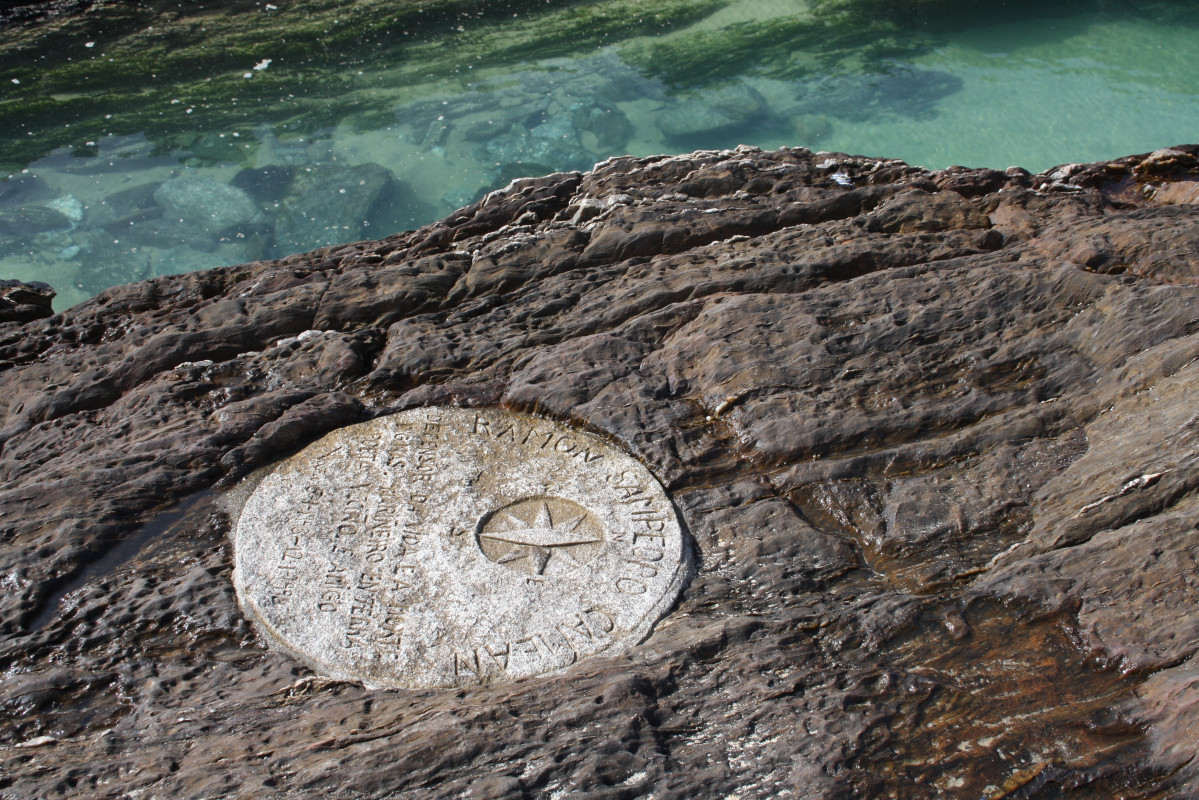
[1,144,1197,799]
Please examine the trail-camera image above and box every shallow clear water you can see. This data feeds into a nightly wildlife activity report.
[1,0,1196,308]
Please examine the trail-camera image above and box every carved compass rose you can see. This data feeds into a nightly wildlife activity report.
[477,497,604,577]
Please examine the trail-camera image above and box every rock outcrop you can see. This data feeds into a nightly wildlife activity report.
[0,279,54,324]
[1,144,1198,799]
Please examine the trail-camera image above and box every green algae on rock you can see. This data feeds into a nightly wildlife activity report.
[0,0,726,172]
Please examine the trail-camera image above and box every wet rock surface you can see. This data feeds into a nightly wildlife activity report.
[1,144,1198,799]
[0,278,54,324]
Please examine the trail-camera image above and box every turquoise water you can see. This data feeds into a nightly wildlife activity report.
[1,0,1197,308]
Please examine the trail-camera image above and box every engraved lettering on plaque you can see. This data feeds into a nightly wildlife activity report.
[230,406,690,690]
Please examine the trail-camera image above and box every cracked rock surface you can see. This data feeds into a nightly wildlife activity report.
[2,144,1199,799]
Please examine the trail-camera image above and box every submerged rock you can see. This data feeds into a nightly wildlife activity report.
[230,165,297,205]
[0,172,51,206]
[1,145,1198,799]
[482,115,595,176]
[43,195,82,225]
[272,163,395,256]
[90,182,162,228]
[573,101,634,152]
[105,218,217,252]
[791,66,964,123]
[0,205,71,237]
[790,112,835,147]
[657,81,770,146]
[153,175,265,236]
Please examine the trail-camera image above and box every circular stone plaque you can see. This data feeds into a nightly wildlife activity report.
[231,407,689,689]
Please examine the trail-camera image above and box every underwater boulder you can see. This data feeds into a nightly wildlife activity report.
[153,175,265,237]
[104,219,220,252]
[231,166,298,206]
[0,205,71,237]
[790,113,834,148]
[573,102,633,153]
[272,163,395,256]
[792,66,964,123]
[92,183,163,229]
[657,81,769,147]
[0,172,51,207]
[483,115,595,175]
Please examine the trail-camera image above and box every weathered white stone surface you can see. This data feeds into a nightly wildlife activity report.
[231,407,689,688]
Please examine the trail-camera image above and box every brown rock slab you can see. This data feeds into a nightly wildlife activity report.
[0,279,54,324]
[1,144,1199,799]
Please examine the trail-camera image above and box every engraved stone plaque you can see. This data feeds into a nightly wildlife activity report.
[230,407,689,689]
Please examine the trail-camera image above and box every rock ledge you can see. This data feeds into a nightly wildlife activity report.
[1,144,1198,799]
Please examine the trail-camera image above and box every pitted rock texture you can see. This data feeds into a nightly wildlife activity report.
[1,144,1198,799]
[0,279,54,325]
